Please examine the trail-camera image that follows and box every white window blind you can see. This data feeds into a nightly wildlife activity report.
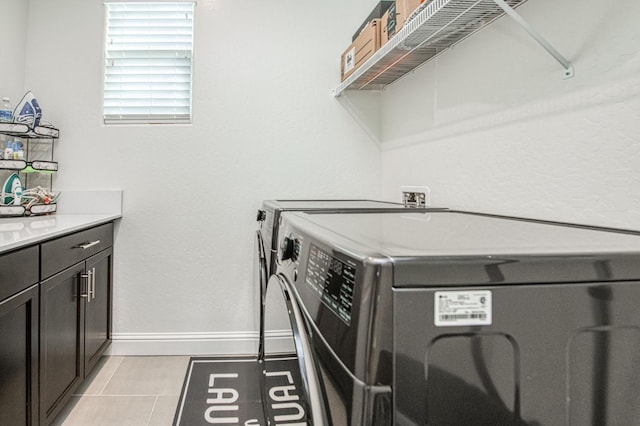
[104,2,194,124]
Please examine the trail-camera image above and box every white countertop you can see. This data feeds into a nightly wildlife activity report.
[0,213,121,254]
[0,190,123,254]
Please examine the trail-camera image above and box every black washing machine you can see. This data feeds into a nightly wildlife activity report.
[255,200,447,424]
[255,200,447,360]
[269,209,640,425]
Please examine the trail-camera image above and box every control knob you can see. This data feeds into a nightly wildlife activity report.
[281,236,300,262]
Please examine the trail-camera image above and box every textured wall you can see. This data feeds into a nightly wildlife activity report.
[1,0,28,102]
[20,0,637,356]
[380,0,640,230]
[23,0,381,353]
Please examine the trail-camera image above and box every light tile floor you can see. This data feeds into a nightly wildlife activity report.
[52,356,190,426]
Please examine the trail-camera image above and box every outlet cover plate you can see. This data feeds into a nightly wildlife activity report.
[401,185,431,207]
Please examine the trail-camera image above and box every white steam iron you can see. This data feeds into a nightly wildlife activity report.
[2,173,23,205]
[13,91,42,128]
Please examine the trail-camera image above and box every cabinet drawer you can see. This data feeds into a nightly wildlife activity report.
[0,245,39,302]
[41,223,114,280]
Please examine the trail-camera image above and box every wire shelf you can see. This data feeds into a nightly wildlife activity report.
[333,0,528,95]
[0,122,60,139]
[0,123,59,217]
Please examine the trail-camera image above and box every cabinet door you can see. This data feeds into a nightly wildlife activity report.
[84,248,113,375]
[0,285,39,426]
[40,263,85,424]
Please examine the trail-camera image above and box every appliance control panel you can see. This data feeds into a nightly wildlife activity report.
[305,243,356,325]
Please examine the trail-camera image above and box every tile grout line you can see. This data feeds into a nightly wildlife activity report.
[70,356,125,397]
[60,356,187,425]
[99,356,126,396]
[146,396,160,426]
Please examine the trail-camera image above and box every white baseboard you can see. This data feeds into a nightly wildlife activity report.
[106,331,294,356]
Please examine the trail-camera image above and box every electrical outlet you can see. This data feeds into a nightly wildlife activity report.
[401,186,430,207]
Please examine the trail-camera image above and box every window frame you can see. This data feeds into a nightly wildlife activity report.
[102,0,196,125]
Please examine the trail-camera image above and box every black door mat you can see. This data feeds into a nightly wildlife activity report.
[173,355,309,425]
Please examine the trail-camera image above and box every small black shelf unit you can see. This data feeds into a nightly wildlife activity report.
[0,122,59,217]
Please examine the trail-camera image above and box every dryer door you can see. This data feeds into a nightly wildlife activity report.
[263,274,330,425]
[255,231,268,359]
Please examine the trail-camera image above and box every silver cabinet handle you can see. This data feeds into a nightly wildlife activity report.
[86,269,92,303]
[80,268,96,302]
[74,240,101,250]
[81,271,90,299]
[88,268,95,301]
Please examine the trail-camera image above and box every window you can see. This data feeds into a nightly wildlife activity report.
[104,2,195,124]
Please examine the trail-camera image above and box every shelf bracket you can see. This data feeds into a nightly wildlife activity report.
[492,0,574,79]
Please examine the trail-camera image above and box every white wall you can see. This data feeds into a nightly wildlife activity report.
[20,0,638,355]
[23,0,381,354]
[380,0,640,230]
[1,0,28,102]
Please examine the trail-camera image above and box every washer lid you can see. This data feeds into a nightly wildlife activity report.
[263,199,415,211]
[289,211,640,286]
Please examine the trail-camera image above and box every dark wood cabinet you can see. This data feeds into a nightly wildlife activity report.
[84,248,113,376]
[0,221,114,425]
[39,263,85,424]
[0,246,40,426]
[39,223,114,425]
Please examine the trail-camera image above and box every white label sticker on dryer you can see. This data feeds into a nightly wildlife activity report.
[434,290,492,326]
